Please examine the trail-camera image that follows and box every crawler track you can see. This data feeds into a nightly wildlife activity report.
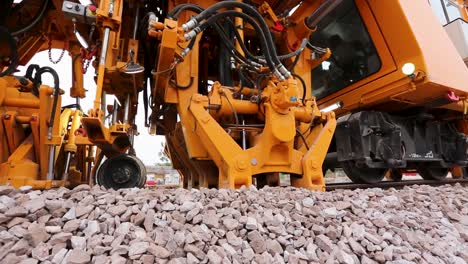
[325,178,468,191]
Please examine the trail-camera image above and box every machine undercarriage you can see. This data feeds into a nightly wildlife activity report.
[0,0,468,190]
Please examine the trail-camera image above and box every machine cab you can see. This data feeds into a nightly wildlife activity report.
[312,0,468,114]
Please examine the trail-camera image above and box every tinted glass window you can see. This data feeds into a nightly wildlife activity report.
[310,0,381,100]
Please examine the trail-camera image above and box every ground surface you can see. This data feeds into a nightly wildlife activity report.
[0,184,467,264]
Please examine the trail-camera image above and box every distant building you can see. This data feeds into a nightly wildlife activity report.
[146,166,180,186]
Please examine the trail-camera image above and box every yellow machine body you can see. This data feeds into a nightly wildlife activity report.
[0,0,467,189]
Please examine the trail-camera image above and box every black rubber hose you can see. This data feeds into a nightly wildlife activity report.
[168,4,202,19]
[170,4,264,66]
[192,1,282,67]
[292,73,307,106]
[255,38,308,67]
[11,0,50,36]
[274,38,308,60]
[198,11,276,70]
[0,26,18,77]
[24,64,41,96]
[224,18,264,65]
[289,53,301,72]
[212,23,255,67]
[24,64,41,80]
[33,66,60,139]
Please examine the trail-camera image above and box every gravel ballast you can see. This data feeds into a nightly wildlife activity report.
[0,184,467,264]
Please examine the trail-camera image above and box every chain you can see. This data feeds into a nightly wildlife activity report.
[48,37,67,64]
[82,59,92,74]
[80,45,97,74]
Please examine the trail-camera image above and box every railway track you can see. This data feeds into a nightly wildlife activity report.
[325,177,468,191]
[145,177,468,191]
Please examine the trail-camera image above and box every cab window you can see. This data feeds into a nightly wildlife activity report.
[310,0,381,100]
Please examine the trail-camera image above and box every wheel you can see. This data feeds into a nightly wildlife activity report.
[417,166,449,181]
[341,161,387,184]
[389,169,403,182]
[97,154,147,189]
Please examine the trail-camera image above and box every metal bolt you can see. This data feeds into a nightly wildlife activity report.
[3,114,11,120]
[250,158,257,166]
[236,159,247,171]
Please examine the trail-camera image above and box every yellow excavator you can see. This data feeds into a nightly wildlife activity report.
[0,0,467,191]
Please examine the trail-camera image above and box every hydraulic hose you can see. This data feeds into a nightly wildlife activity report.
[212,23,259,68]
[196,10,276,71]
[224,18,264,66]
[292,73,307,106]
[168,3,203,19]
[254,38,308,66]
[23,64,41,96]
[0,26,18,77]
[184,1,289,78]
[33,66,60,140]
[167,7,259,83]
[11,0,50,36]
[169,4,264,67]
[278,39,308,60]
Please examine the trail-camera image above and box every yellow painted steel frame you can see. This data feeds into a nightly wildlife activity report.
[0,76,92,189]
[82,0,143,160]
[153,11,336,190]
[0,77,60,188]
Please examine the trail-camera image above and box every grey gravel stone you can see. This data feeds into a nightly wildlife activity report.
[129,241,149,256]
[0,183,464,263]
[67,249,91,264]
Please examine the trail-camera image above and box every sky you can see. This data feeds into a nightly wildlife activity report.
[429,0,464,24]
[15,50,165,166]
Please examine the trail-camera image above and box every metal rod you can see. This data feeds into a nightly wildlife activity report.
[47,146,56,180]
[99,27,111,74]
[101,91,106,122]
[87,146,95,185]
[108,0,115,17]
[112,99,119,124]
[62,152,72,182]
[241,95,246,150]
[132,2,140,39]
[93,27,111,111]
[305,0,344,29]
[123,94,131,124]
[241,120,247,150]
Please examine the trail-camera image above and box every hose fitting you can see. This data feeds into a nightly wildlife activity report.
[278,64,291,79]
[184,30,198,41]
[182,19,198,32]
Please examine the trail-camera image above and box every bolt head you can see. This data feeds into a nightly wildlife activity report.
[236,159,248,170]
[3,114,11,120]
[250,158,257,166]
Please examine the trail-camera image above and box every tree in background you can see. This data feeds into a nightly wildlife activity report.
[156,142,172,167]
